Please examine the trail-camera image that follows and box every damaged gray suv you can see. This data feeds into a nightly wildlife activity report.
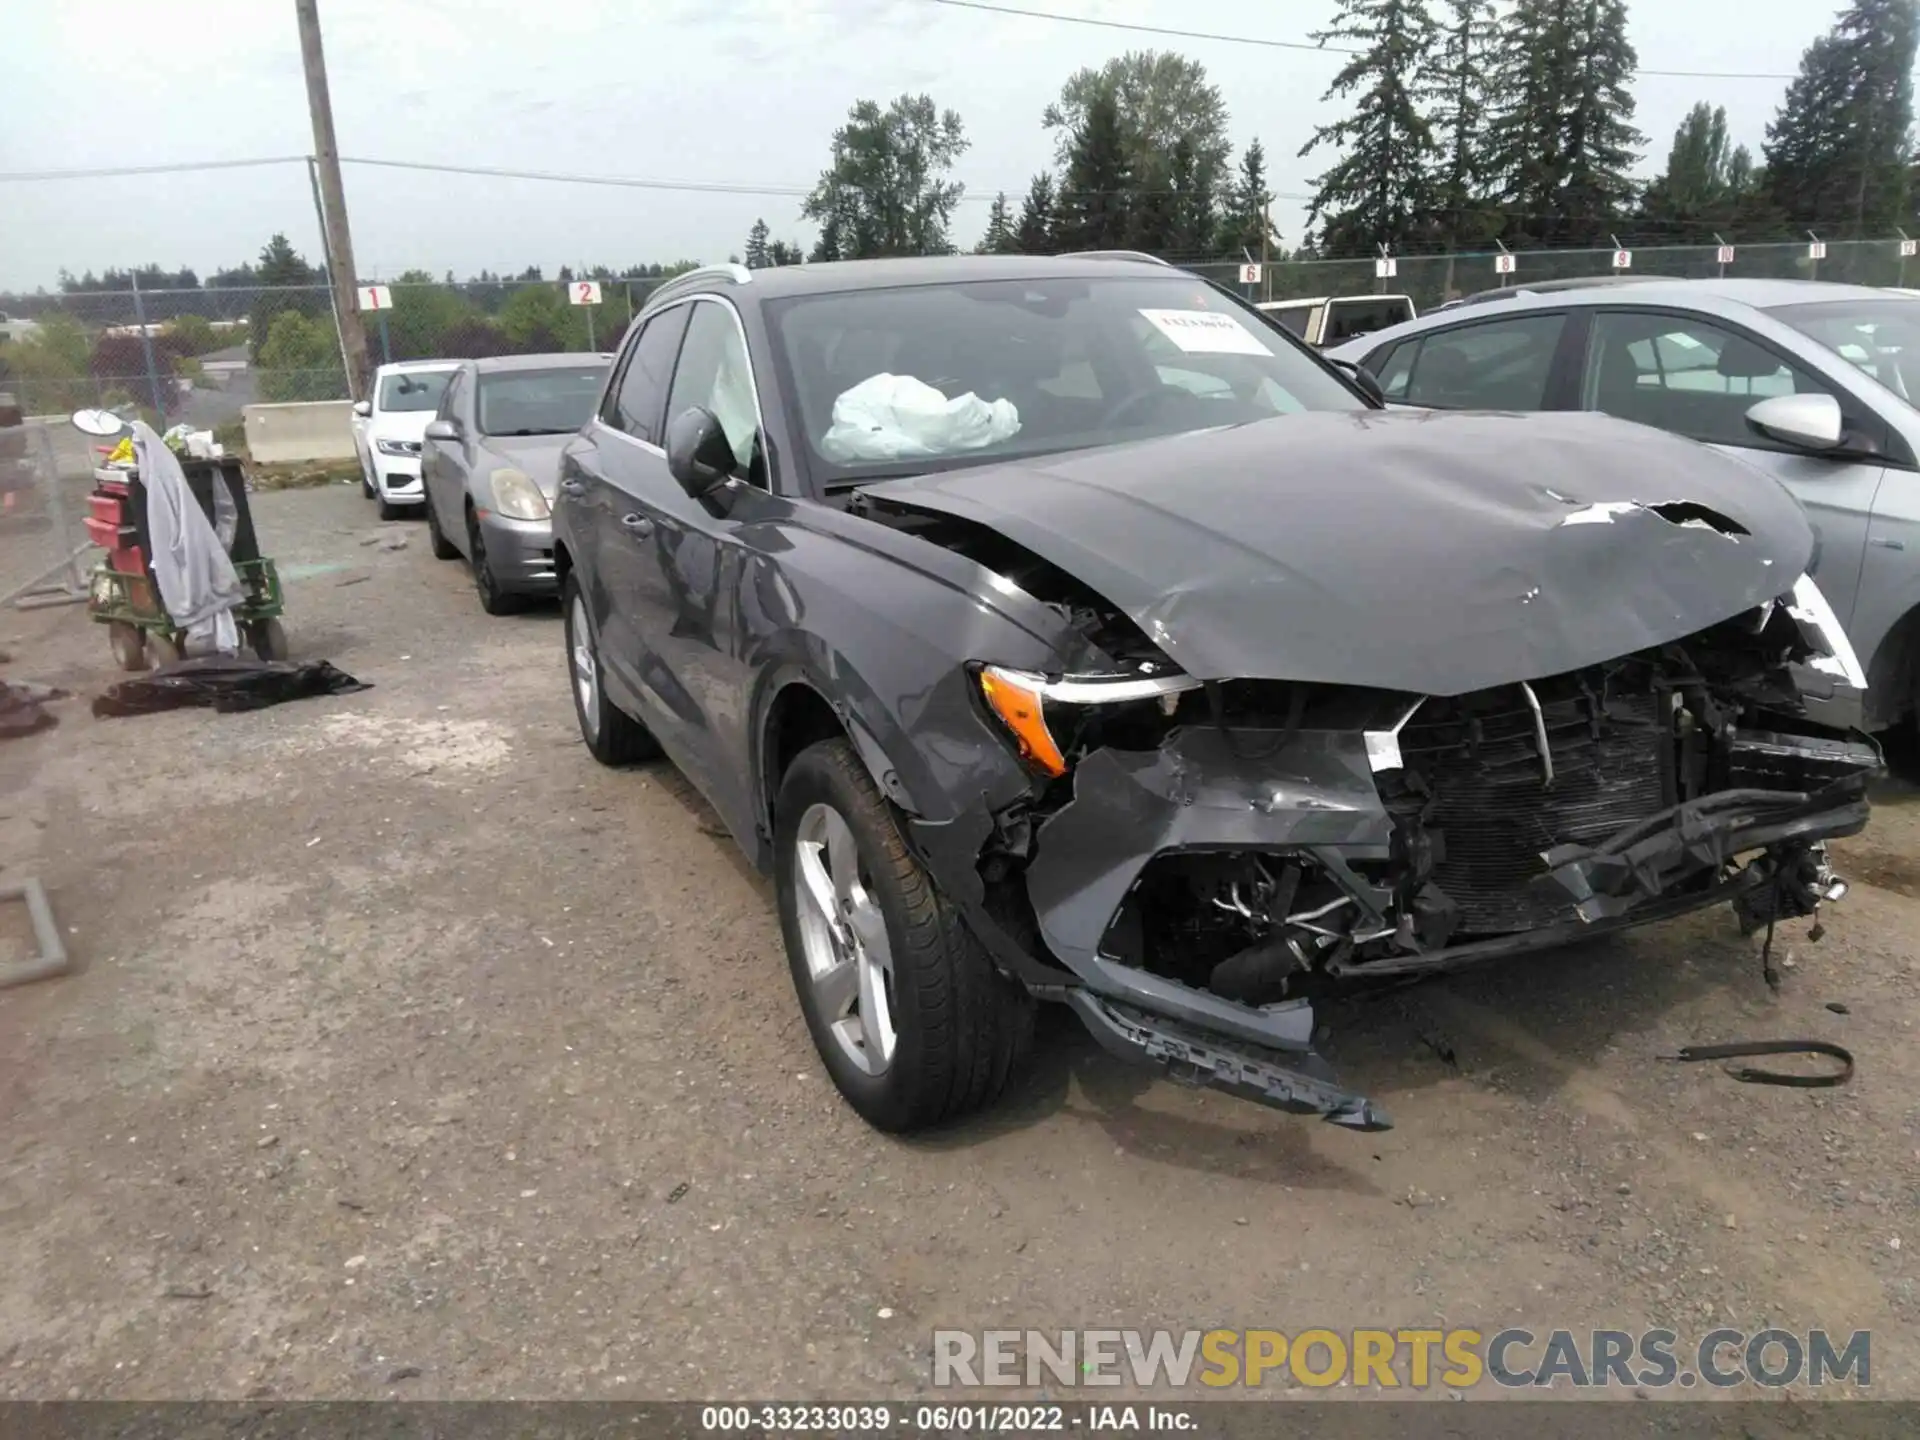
[553,253,1878,1134]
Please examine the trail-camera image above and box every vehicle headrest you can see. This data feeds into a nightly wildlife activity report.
[1716,336,1784,379]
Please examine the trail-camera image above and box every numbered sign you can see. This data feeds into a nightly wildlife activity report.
[1374,256,1397,279]
[1716,245,1736,265]
[1808,241,1828,261]
[1902,240,1918,258]
[570,280,604,305]
[1238,262,1262,285]
[1494,252,1517,275]
[1612,250,1633,270]
[356,284,393,311]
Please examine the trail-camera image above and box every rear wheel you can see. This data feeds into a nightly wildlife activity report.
[249,617,288,663]
[563,573,659,765]
[424,487,459,559]
[108,621,148,671]
[774,738,1033,1132]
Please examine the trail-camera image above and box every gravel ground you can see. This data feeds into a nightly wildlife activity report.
[1,482,1917,1403]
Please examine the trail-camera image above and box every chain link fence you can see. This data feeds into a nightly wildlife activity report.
[3,238,1915,441]
[1,420,91,611]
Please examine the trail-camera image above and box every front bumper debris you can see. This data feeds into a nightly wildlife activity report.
[1066,990,1392,1131]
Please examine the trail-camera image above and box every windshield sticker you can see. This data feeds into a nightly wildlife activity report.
[1138,309,1274,357]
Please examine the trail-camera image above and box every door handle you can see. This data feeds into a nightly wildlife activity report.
[621,513,655,538]
[1870,535,1906,551]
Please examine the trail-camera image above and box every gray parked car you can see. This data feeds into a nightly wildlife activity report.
[551,254,1873,1135]
[421,353,612,613]
[1326,279,1920,732]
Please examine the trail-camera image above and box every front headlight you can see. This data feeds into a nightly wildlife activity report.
[1787,573,1868,689]
[489,467,550,521]
[976,665,1201,778]
[375,438,419,457]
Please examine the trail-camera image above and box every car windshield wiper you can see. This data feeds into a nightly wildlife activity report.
[489,427,576,436]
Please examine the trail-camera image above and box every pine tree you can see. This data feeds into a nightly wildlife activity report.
[744,219,771,268]
[976,192,1018,253]
[1167,136,1219,258]
[1420,0,1499,246]
[1300,0,1439,254]
[1015,173,1057,253]
[1484,0,1643,244]
[1215,140,1274,257]
[1638,104,1761,241]
[1765,0,1918,234]
[765,240,805,267]
[1054,91,1133,251]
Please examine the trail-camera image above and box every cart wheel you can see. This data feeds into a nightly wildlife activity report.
[108,621,149,672]
[251,618,289,663]
[149,631,185,668]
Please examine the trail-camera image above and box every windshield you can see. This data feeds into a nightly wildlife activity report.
[1770,298,1920,406]
[379,370,452,413]
[475,365,609,436]
[765,275,1360,485]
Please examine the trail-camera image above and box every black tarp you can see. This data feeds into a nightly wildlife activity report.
[91,655,369,718]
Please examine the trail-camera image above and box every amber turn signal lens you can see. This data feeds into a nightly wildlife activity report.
[978,667,1068,778]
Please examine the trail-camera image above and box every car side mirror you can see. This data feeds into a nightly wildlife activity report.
[1746,393,1844,452]
[1327,356,1386,407]
[424,418,460,443]
[352,400,372,418]
[665,405,735,499]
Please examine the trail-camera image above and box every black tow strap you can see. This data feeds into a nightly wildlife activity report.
[1664,1039,1855,1088]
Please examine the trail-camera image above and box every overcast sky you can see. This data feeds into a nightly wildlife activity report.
[0,0,1838,292]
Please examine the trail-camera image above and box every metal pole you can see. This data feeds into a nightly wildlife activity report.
[129,275,167,420]
[296,0,371,401]
[585,304,596,351]
[1261,197,1273,303]
[306,155,356,398]
[1899,229,1911,289]
[378,310,391,365]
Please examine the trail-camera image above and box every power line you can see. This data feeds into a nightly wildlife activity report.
[339,155,817,198]
[0,156,308,182]
[914,0,1801,80]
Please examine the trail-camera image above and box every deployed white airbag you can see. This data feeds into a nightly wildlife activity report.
[820,373,1020,462]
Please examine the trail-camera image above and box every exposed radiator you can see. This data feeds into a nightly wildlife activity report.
[1401,688,1672,933]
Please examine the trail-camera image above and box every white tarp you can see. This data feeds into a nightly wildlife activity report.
[131,421,244,655]
[820,373,1021,462]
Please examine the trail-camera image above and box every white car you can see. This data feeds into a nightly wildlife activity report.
[352,360,459,518]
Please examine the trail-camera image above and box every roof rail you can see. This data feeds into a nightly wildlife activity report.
[646,263,754,306]
[1057,249,1173,266]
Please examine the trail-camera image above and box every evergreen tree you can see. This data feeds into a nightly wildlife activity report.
[1638,104,1762,240]
[976,193,1019,253]
[1054,92,1133,251]
[1764,0,1918,234]
[1015,173,1057,253]
[765,240,805,267]
[1215,140,1275,257]
[1167,136,1219,258]
[802,94,969,257]
[1420,0,1499,246]
[1300,0,1439,253]
[1485,0,1643,244]
[744,218,771,268]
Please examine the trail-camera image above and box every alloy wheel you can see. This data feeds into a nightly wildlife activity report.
[569,594,600,741]
[792,802,897,1074]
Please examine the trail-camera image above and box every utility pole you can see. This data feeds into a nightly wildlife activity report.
[296,0,370,401]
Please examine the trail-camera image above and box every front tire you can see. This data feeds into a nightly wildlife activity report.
[562,572,659,765]
[425,488,459,559]
[469,510,523,616]
[360,454,375,499]
[774,738,1033,1133]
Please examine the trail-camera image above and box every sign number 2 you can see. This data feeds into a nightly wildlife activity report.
[570,280,603,305]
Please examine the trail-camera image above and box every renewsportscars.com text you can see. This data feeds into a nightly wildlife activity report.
[932,1327,1870,1390]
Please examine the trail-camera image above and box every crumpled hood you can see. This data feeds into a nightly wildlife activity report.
[858,409,1816,696]
[478,434,570,499]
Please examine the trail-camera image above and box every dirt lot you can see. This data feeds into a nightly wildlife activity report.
[1,482,1917,1402]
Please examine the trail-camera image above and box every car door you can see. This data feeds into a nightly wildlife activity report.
[620,295,772,831]
[1573,309,1881,636]
[584,304,692,722]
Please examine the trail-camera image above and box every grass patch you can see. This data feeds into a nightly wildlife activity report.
[250,459,362,491]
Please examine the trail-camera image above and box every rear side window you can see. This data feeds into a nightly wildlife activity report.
[1393,314,1567,410]
[607,306,691,444]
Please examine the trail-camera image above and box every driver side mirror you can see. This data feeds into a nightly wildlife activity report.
[424,418,460,443]
[665,405,735,499]
[1746,393,1844,452]
[1327,356,1387,407]
[352,400,372,418]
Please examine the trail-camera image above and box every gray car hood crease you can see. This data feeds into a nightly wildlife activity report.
[858,409,1816,697]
